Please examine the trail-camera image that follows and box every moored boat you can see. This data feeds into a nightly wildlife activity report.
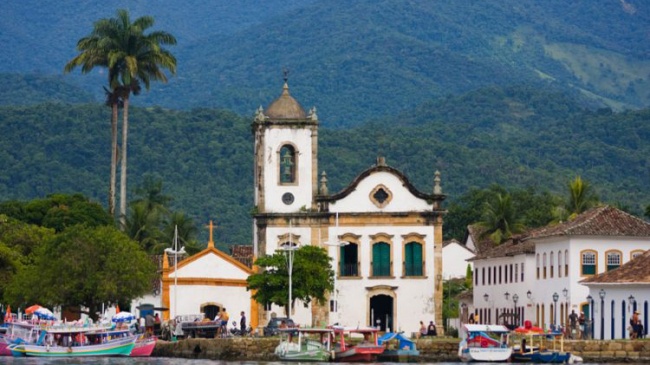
[130,334,157,357]
[458,324,512,362]
[9,326,136,357]
[331,326,384,362]
[274,327,333,362]
[510,324,582,364]
[377,331,419,362]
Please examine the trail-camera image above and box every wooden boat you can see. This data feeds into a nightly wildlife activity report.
[510,325,582,364]
[8,325,136,357]
[331,326,384,362]
[130,334,157,357]
[458,324,512,362]
[377,331,419,362]
[274,327,333,362]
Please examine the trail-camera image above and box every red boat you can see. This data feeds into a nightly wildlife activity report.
[130,335,157,357]
[331,326,384,362]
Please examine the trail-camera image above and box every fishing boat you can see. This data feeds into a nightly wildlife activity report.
[8,325,136,357]
[331,326,384,362]
[458,324,512,362]
[377,331,419,362]
[130,334,157,357]
[510,323,582,363]
[274,327,333,362]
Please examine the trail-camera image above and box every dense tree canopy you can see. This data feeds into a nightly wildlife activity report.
[4,224,156,321]
[247,245,334,317]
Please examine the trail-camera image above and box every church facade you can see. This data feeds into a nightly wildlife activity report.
[252,81,447,334]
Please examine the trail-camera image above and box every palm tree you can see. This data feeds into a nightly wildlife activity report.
[553,175,599,222]
[477,193,525,245]
[64,9,177,227]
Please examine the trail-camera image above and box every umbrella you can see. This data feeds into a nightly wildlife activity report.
[513,326,544,334]
[112,311,136,323]
[33,307,56,320]
[25,304,42,314]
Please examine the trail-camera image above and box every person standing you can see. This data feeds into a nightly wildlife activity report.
[568,310,578,339]
[240,311,247,334]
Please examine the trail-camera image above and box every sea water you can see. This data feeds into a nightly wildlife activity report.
[0,358,629,365]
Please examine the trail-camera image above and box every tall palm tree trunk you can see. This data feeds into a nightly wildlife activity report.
[119,96,130,229]
[109,102,118,218]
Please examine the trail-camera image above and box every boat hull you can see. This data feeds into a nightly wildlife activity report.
[130,336,157,357]
[334,346,384,362]
[459,347,513,362]
[511,351,572,363]
[13,336,136,357]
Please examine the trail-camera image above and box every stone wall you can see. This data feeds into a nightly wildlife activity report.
[152,337,650,362]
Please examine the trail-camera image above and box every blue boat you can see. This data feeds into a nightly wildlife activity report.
[377,332,419,363]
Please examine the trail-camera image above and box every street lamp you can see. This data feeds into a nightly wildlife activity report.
[527,290,532,299]
[504,292,510,301]
[552,292,559,330]
[599,289,606,340]
[484,294,490,324]
[513,294,519,327]
[324,212,349,322]
[164,225,186,320]
[629,295,636,312]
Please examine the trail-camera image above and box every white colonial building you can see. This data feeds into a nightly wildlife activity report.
[251,80,447,334]
[465,205,650,339]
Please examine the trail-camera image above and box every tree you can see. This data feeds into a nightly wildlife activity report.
[477,192,525,245]
[247,245,334,317]
[4,225,156,321]
[644,204,650,220]
[0,215,56,304]
[65,9,177,227]
[554,175,599,222]
[0,194,113,232]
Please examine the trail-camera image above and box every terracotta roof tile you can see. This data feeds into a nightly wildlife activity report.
[522,206,650,240]
[471,206,650,260]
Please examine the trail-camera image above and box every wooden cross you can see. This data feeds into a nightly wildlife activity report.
[206,220,217,248]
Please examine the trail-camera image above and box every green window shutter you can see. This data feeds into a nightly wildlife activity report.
[373,242,390,276]
[405,242,423,276]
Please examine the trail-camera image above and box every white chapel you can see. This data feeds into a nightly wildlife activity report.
[251,80,447,335]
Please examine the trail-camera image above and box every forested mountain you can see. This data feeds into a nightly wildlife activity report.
[1,1,649,126]
[1,86,648,246]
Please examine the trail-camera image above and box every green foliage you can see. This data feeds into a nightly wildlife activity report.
[477,193,526,245]
[4,225,156,321]
[247,245,334,316]
[0,215,56,302]
[0,194,113,232]
[442,277,468,332]
[554,175,600,222]
[465,265,473,289]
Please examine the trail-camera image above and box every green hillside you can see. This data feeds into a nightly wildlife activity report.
[0,86,648,246]
[1,1,649,126]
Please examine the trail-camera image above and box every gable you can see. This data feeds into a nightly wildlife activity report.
[332,171,430,213]
[172,248,251,280]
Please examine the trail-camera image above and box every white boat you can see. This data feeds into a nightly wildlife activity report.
[458,324,512,362]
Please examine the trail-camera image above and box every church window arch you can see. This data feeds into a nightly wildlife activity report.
[339,234,360,277]
[370,233,393,277]
[278,144,297,184]
[402,233,426,277]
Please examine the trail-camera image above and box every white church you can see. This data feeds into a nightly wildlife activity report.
[137,80,447,335]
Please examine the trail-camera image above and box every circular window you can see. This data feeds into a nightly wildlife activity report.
[282,192,295,205]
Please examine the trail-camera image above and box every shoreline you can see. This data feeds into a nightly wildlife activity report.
[152,337,650,362]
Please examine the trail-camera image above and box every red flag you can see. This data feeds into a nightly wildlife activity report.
[116,304,120,314]
[4,305,11,323]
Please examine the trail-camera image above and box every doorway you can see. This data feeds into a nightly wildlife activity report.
[370,294,393,331]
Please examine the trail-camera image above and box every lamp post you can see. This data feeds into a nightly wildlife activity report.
[513,294,519,327]
[599,289,606,340]
[629,295,636,312]
[164,226,186,320]
[279,221,298,320]
[325,212,348,323]
[484,293,489,324]
[552,292,559,330]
